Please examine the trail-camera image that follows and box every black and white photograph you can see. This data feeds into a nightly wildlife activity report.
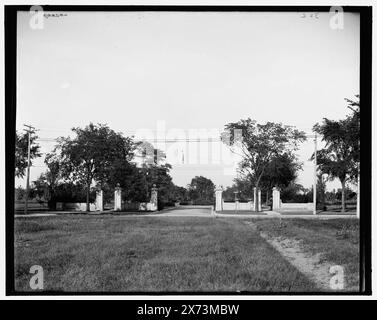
[4,4,372,298]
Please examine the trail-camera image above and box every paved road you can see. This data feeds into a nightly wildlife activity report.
[14,206,215,218]
[14,206,357,219]
[155,205,214,217]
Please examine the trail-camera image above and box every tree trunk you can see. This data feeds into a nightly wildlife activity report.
[341,179,346,213]
[255,183,259,212]
[86,181,90,212]
[48,187,55,210]
[254,170,266,213]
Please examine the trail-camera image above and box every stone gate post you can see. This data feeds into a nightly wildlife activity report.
[215,187,223,212]
[272,187,281,211]
[253,187,262,211]
[253,187,256,211]
[114,184,122,211]
[150,184,158,211]
[95,189,103,211]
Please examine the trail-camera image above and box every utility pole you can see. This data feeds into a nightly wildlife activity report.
[234,191,238,213]
[23,124,36,215]
[357,169,360,219]
[313,133,317,215]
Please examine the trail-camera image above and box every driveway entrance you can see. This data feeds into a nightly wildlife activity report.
[158,205,213,217]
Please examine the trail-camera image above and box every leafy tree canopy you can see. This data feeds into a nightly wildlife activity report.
[312,95,360,212]
[221,119,306,211]
[51,123,138,211]
[15,130,41,178]
[188,176,215,202]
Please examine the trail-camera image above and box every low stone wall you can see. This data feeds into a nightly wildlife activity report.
[222,201,254,211]
[15,201,49,211]
[122,202,157,211]
[56,202,96,211]
[273,187,314,212]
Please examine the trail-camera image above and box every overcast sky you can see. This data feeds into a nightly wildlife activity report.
[16,10,360,191]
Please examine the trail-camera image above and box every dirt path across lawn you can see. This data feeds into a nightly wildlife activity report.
[243,220,343,291]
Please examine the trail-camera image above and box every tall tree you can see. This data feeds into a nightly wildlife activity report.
[15,130,41,178]
[223,184,243,202]
[142,162,174,205]
[135,141,175,205]
[103,139,176,207]
[280,182,308,203]
[51,123,138,211]
[138,141,166,166]
[32,153,63,209]
[259,152,302,204]
[224,152,302,204]
[188,176,215,203]
[313,96,360,213]
[344,95,360,178]
[222,119,306,211]
[172,185,189,203]
[316,173,326,209]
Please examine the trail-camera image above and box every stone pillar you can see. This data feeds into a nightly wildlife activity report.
[150,184,158,211]
[95,189,103,211]
[253,188,261,211]
[253,187,257,211]
[114,184,122,211]
[272,187,281,211]
[215,187,223,212]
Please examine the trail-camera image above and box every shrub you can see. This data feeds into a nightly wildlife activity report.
[52,183,96,204]
[157,198,165,211]
[193,199,214,205]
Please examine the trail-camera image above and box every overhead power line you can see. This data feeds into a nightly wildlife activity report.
[36,134,320,143]
[23,124,38,214]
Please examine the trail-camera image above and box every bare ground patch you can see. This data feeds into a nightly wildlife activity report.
[243,220,350,292]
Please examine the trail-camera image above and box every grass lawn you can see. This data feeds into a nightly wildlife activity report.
[15,215,316,292]
[251,218,359,290]
[317,211,356,216]
[278,211,356,216]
